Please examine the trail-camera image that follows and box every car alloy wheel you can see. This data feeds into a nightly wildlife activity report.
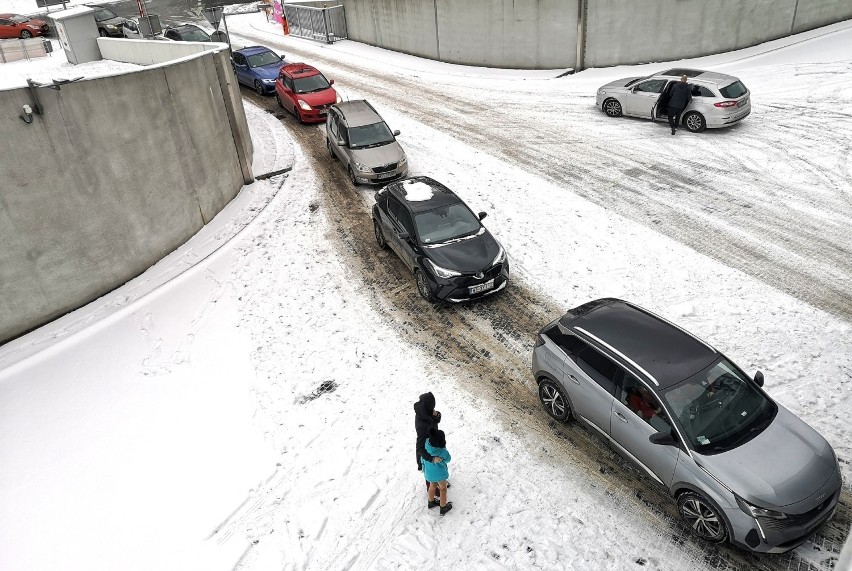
[348,166,358,186]
[294,106,303,123]
[254,81,264,96]
[415,269,435,302]
[684,112,706,133]
[603,98,622,117]
[374,220,387,250]
[20,30,33,39]
[98,28,108,37]
[326,138,336,159]
[538,379,572,422]
[678,492,727,543]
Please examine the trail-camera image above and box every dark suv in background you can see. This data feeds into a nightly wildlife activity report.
[372,177,508,303]
[87,5,127,37]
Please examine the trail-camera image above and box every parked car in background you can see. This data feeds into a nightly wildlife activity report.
[596,68,750,132]
[533,298,841,553]
[232,46,288,95]
[372,177,509,303]
[0,13,50,39]
[87,5,128,37]
[162,23,211,42]
[275,62,339,122]
[326,100,407,185]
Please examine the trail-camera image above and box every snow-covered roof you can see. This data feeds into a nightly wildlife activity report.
[401,180,434,202]
[49,6,96,20]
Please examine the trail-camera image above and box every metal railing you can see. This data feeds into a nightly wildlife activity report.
[0,38,53,64]
[283,4,347,44]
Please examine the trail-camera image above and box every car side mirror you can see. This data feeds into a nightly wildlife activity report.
[754,370,764,387]
[393,129,401,137]
[397,230,410,241]
[337,138,346,147]
[329,79,335,85]
[478,211,487,220]
[649,431,676,446]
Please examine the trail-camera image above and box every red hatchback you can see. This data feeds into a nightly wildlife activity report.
[274,63,340,123]
[0,13,50,39]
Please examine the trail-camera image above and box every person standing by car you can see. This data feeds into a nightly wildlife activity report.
[668,75,692,135]
[414,392,444,488]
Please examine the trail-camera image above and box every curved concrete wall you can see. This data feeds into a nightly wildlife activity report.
[334,0,852,69]
[0,46,252,344]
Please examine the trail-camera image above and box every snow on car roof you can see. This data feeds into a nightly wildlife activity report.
[401,180,434,202]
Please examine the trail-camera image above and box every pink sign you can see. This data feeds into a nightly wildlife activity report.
[273,1,283,24]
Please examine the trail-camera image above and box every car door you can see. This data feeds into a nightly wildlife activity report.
[281,75,298,113]
[393,204,418,271]
[232,53,248,84]
[559,338,619,436]
[385,196,409,263]
[623,78,667,117]
[610,371,681,486]
[0,18,17,38]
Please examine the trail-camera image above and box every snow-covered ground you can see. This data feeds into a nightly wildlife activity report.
[1,10,851,571]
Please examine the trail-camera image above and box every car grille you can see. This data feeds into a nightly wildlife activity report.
[372,162,398,174]
[758,489,839,531]
[41,25,49,32]
[459,262,503,282]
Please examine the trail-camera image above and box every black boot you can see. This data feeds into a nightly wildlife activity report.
[428,499,440,509]
[440,502,453,516]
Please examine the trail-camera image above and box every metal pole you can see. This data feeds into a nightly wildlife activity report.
[222,11,231,51]
[576,0,587,72]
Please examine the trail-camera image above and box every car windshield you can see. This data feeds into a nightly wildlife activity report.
[414,203,481,244]
[247,51,281,68]
[720,80,748,99]
[292,74,330,94]
[179,28,211,42]
[93,9,117,21]
[11,15,30,23]
[348,122,394,149]
[662,358,775,454]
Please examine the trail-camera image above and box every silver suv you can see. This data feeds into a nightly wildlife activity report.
[326,100,408,185]
[596,68,750,132]
[533,298,841,553]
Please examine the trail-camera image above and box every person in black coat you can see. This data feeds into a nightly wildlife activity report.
[667,75,692,135]
[414,392,445,489]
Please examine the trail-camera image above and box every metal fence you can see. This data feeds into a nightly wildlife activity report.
[0,38,53,64]
[284,4,347,44]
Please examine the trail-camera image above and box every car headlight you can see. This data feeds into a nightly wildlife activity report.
[335,93,342,104]
[262,78,275,84]
[491,244,506,267]
[398,153,407,166]
[298,100,312,111]
[736,496,787,520]
[426,258,462,279]
[106,24,118,29]
[28,24,40,29]
[354,162,371,173]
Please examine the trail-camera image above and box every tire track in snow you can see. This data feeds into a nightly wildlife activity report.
[234,30,852,321]
[240,89,850,571]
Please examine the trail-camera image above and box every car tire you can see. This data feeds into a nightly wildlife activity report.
[98,28,108,37]
[348,166,359,186]
[677,492,728,543]
[275,93,285,109]
[254,81,264,96]
[326,137,336,159]
[374,220,387,250]
[294,107,303,123]
[538,378,573,422]
[683,112,706,133]
[20,30,33,39]
[415,269,435,302]
[603,98,622,118]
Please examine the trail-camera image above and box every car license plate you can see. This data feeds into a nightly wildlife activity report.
[376,171,395,179]
[737,97,748,108]
[469,279,494,295]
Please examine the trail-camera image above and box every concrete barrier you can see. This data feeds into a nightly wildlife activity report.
[0,44,252,344]
[333,0,852,69]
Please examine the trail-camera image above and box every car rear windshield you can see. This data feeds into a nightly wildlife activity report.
[719,80,748,99]
[247,51,281,68]
[348,122,394,149]
[11,14,30,23]
[292,74,330,94]
[177,28,210,41]
[414,203,481,244]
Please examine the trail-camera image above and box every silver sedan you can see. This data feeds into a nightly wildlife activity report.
[596,68,751,132]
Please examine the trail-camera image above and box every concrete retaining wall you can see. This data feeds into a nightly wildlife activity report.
[0,45,252,344]
[330,0,852,69]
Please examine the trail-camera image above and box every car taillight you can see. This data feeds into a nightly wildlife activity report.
[714,100,738,108]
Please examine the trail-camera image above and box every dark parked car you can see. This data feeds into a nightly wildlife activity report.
[0,13,50,39]
[162,23,211,42]
[232,46,287,95]
[372,177,509,303]
[87,5,127,38]
[532,298,842,553]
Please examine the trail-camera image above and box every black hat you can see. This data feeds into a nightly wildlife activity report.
[428,428,446,448]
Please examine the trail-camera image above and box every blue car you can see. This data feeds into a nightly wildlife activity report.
[232,46,288,95]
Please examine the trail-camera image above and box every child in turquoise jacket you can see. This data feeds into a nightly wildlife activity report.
[421,429,453,515]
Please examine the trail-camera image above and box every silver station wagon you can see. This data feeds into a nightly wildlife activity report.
[596,68,751,132]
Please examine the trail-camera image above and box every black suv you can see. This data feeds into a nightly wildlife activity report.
[372,177,509,303]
